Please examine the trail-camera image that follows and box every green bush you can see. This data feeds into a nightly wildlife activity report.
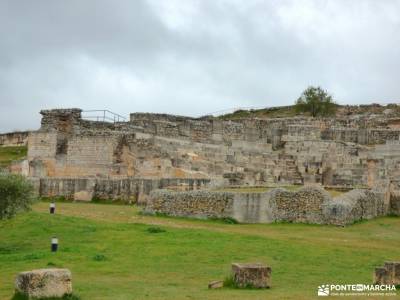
[0,173,36,219]
[93,254,107,261]
[147,226,166,233]
[209,217,239,224]
[220,217,239,224]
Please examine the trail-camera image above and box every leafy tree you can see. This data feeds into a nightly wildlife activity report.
[295,86,336,117]
[0,173,36,219]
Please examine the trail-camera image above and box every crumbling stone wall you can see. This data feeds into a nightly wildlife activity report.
[0,131,29,146]
[147,190,234,218]
[26,108,400,196]
[37,177,210,204]
[269,186,330,224]
[389,180,400,216]
[323,189,386,225]
[145,187,387,225]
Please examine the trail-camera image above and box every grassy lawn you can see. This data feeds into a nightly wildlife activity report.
[0,202,399,299]
[0,146,27,169]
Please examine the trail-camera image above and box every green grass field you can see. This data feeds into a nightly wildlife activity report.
[0,202,399,300]
[0,146,27,169]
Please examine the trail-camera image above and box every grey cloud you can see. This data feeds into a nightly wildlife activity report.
[0,0,399,132]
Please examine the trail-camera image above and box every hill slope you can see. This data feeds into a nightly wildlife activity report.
[217,103,400,120]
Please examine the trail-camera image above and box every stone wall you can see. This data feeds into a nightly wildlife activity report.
[37,177,210,204]
[148,190,234,218]
[389,180,400,216]
[26,108,400,192]
[0,131,29,146]
[323,189,386,225]
[268,187,330,223]
[145,187,387,225]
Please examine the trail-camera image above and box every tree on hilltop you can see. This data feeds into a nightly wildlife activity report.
[295,86,336,117]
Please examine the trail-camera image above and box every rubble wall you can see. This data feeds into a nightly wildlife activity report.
[145,187,387,225]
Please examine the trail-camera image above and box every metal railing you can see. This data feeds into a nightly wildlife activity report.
[82,110,127,123]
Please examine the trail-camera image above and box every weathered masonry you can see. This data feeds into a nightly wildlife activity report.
[0,131,29,147]
[145,187,389,225]
[24,108,400,214]
[28,109,400,184]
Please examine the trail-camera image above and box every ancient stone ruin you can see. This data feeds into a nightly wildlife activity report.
[232,263,271,288]
[6,106,400,224]
[0,131,29,147]
[15,268,72,298]
[145,186,386,225]
[374,262,400,285]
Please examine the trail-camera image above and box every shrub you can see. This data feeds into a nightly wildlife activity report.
[0,173,36,219]
[93,254,107,261]
[221,217,239,224]
[209,217,239,224]
[147,226,166,233]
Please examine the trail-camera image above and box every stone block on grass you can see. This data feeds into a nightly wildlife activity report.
[208,280,223,289]
[232,263,271,288]
[15,268,72,298]
[374,262,400,285]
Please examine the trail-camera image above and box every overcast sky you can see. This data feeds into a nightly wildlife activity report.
[1,0,399,132]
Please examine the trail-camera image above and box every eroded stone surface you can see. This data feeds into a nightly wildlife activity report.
[9,107,400,218]
[232,263,271,288]
[73,190,93,201]
[145,187,386,225]
[374,262,400,285]
[15,268,72,298]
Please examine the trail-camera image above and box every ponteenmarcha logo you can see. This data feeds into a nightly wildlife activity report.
[317,284,397,296]
[317,285,330,296]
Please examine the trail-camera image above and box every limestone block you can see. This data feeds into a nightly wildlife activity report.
[15,268,72,298]
[374,267,390,285]
[374,262,400,285]
[384,262,400,285]
[208,280,223,289]
[74,190,93,201]
[232,263,271,288]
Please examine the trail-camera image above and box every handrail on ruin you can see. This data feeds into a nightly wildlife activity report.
[82,110,127,123]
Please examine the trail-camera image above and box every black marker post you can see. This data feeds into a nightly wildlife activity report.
[51,237,58,252]
[49,202,55,214]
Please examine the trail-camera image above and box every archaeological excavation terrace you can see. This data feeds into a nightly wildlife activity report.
[7,105,400,225]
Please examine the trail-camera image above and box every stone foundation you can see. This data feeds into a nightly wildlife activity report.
[145,186,388,225]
